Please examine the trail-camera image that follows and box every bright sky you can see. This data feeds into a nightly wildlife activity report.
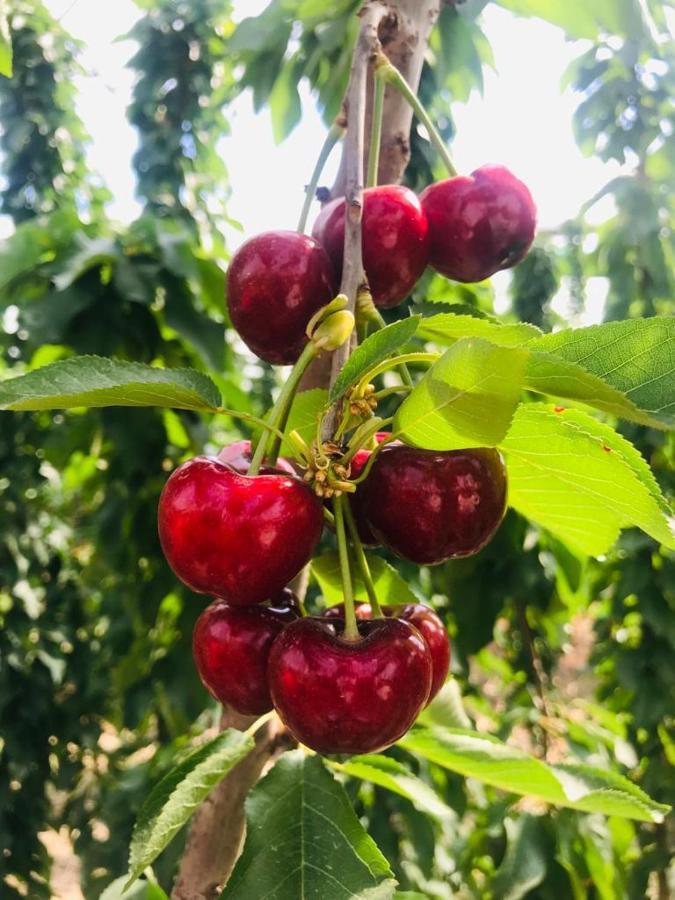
[26,0,625,322]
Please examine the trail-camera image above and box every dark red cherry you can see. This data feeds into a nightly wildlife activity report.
[227,231,336,365]
[360,445,507,565]
[312,185,429,309]
[217,440,296,477]
[158,457,323,605]
[420,165,536,283]
[268,616,432,754]
[349,432,393,546]
[193,599,299,715]
[323,602,449,702]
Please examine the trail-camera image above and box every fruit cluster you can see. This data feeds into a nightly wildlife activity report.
[158,163,533,755]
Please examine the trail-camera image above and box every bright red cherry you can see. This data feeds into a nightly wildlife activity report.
[268,616,432,754]
[227,231,336,365]
[193,598,299,715]
[360,445,507,565]
[312,185,429,309]
[349,432,393,546]
[158,457,323,605]
[420,165,536,283]
[323,602,450,702]
[218,440,296,477]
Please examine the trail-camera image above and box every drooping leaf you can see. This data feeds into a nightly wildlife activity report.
[126,730,253,889]
[501,404,675,555]
[311,551,418,606]
[0,357,221,412]
[530,317,675,429]
[269,58,303,142]
[394,338,528,450]
[418,313,540,348]
[0,0,11,78]
[418,679,472,730]
[330,317,421,401]
[494,0,645,40]
[490,816,547,900]
[330,754,453,821]
[398,728,669,822]
[279,388,328,456]
[220,751,397,900]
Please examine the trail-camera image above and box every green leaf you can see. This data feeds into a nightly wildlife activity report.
[530,318,675,429]
[279,388,328,456]
[398,728,669,822]
[394,338,528,450]
[126,730,253,889]
[490,816,547,900]
[330,754,453,822]
[501,404,675,555]
[418,679,472,730]
[220,751,397,900]
[330,317,421,401]
[100,877,168,900]
[269,59,302,142]
[53,236,119,290]
[494,0,644,40]
[0,357,222,412]
[311,551,418,606]
[418,313,540,348]
[0,0,11,77]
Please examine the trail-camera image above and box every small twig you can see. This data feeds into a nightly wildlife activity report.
[515,597,552,758]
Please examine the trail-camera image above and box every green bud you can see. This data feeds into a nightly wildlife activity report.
[312,310,355,351]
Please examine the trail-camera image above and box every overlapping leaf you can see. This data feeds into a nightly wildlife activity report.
[312,551,418,606]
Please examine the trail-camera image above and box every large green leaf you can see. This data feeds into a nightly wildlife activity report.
[530,317,675,429]
[126,730,253,889]
[330,317,421,401]
[398,728,669,822]
[418,313,540,348]
[394,338,528,450]
[220,751,397,900]
[494,0,644,40]
[501,404,674,555]
[311,551,418,606]
[330,754,453,822]
[0,356,221,412]
[279,388,328,457]
[0,0,11,77]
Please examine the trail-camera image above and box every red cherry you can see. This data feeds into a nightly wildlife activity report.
[420,165,536,283]
[227,231,336,365]
[217,440,296,477]
[323,602,450,702]
[268,616,432,754]
[360,445,507,564]
[158,457,323,604]
[193,599,299,715]
[349,432,393,546]
[312,185,429,309]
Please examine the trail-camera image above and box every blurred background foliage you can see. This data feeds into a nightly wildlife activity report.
[0,0,672,897]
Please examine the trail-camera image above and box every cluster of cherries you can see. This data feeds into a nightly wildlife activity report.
[157,163,534,755]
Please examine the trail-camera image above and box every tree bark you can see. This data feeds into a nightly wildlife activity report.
[172,4,439,896]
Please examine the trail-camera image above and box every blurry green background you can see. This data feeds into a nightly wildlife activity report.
[0,1,672,897]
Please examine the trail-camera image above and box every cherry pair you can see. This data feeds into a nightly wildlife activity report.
[227,165,536,365]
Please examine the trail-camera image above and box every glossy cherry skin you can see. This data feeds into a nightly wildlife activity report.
[227,230,336,365]
[312,185,429,309]
[420,165,536,283]
[323,602,450,702]
[349,432,393,546]
[193,598,299,715]
[360,445,507,565]
[158,457,323,605]
[268,616,432,754]
[217,440,296,477]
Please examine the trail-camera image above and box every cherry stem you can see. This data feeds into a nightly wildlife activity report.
[355,351,438,397]
[249,342,318,474]
[366,72,386,189]
[343,501,383,617]
[215,408,287,444]
[297,121,345,235]
[377,58,458,178]
[334,495,360,642]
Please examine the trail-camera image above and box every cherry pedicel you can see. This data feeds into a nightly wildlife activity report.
[312,185,429,309]
[268,616,432,754]
[193,598,299,716]
[420,164,536,283]
[324,602,450,702]
[227,230,336,365]
[218,439,296,477]
[158,456,323,605]
[360,445,507,565]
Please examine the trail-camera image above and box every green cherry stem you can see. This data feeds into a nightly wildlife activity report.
[366,71,386,189]
[334,495,360,642]
[249,341,319,474]
[355,351,439,398]
[297,120,345,234]
[215,408,287,444]
[377,57,458,178]
[343,501,383,617]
